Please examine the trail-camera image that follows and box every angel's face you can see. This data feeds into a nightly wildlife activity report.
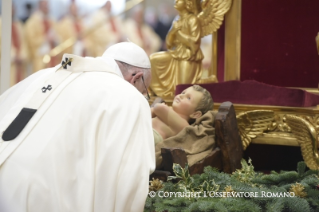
[174,0,186,11]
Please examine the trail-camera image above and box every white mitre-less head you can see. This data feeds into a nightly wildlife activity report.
[102,42,151,68]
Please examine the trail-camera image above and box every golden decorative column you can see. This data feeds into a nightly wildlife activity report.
[224,0,241,81]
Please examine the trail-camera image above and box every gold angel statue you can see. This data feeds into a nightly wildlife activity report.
[150,0,232,97]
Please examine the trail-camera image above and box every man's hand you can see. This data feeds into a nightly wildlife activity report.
[151,97,166,108]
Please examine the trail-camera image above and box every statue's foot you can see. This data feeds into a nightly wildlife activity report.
[197,75,218,84]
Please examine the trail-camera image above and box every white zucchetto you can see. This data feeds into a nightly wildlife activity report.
[102,42,151,69]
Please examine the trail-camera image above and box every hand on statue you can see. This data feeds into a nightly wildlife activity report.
[150,101,167,118]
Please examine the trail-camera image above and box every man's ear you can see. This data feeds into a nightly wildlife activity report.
[129,72,143,85]
[190,111,202,119]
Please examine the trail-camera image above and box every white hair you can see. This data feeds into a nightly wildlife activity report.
[115,60,151,80]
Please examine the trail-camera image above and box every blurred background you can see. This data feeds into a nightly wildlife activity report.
[0,0,193,88]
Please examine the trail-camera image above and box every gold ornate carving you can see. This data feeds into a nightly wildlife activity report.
[316,32,319,55]
[150,0,232,97]
[211,103,319,170]
[276,115,291,133]
[236,110,275,150]
[285,115,319,170]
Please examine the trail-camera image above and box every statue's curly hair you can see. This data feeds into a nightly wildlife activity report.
[192,84,214,115]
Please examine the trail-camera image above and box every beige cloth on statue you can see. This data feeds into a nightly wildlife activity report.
[153,129,163,146]
[155,110,216,169]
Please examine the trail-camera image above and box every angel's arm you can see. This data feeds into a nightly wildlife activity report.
[166,30,176,49]
[166,22,181,49]
[175,16,201,53]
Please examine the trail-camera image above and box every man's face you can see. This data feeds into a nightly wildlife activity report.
[119,62,150,99]
[70,4,78,17]
[104,1,112,13]
[134,72,151,100]
[133,8,144,25]
[39,1,49,15]
[172,86,203,117]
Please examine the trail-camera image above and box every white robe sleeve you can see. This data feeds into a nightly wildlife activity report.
[94,91,155,212]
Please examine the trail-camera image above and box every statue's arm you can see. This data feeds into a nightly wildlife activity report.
[175,16,201,53]
[165,22,180,49]
[166,30,175,49]
[152,104,189,134]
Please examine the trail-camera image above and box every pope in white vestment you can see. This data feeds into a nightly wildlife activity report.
[0,51,155,211]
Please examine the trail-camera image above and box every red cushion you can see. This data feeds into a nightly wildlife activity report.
[175,80,319,107]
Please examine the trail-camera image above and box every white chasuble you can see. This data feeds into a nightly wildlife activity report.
[0,54,155,212]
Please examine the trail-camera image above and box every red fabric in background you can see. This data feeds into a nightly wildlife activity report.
[241,0,319,88]
[176,80,319,107]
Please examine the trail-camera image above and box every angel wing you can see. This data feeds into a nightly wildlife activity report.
[285,115,319,170]
[197,0,232,38]
[236,110,275,150]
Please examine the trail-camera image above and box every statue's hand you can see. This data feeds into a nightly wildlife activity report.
[172,21,181,32]
[166,22,181,48]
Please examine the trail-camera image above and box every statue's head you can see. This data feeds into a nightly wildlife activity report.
[185,0,201,14]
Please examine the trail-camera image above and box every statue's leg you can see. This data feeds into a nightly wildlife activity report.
[177,60,202,84]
